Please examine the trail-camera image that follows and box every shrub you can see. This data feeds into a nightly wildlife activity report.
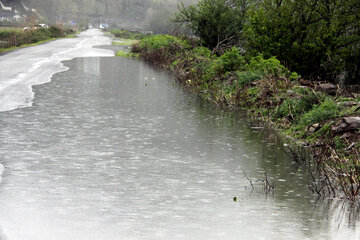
[192,46,215,59]
[234,55,288,86]
[218,47,245,72]
[245,0,360,84]
[48,26,65,38]
[236,70,263,86]
[173,0,248,49]
[246,55,288,77]
[110,29,145,40]
[133,35,191,65]
[138,35,190,51]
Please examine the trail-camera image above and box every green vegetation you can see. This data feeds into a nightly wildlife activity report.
[113,39,139,46]
[174,0,360,85]
[110,29,146,40]
[115,50,139,58]
[132,31,360,200]
[174,0,248,50]
[0,26,70,52]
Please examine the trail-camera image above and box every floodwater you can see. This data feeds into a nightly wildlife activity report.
[0,32,359,240]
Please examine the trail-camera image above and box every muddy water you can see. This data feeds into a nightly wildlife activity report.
[0,56,359,239]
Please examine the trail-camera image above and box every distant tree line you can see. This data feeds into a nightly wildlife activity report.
[174,0,360,84]
[17,0,197,30]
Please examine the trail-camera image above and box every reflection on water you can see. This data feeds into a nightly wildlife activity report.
[0,57,359,239]
[0,225,8,240]
[80,57,100,76]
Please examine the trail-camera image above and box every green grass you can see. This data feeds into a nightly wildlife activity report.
[115,50,139,58]
[113,39,139,46]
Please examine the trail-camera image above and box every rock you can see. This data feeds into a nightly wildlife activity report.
[341,132,354,139]
[308,123,320,133]
[332,116,360,133]
[344,117,360,129]
[299,79,314,87]
[338,101,360,107]
[316,83,337,95]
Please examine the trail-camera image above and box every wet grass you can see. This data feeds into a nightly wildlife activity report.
[115,50,139,58]
[112,39,139,46]
[0,26,75,53]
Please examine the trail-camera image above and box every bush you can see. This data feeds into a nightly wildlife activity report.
[218,47,245,72]
[192,46,215,59]
[236,70,263,86]
[246,55,288,77]
[138,35,190,52]
[245,0,360,84]
[110,29,145,40]
[0,26,65,49]
[133,35,190,65]
[173,0,248,49]
[234,55,288,86]
[48,26,65,38]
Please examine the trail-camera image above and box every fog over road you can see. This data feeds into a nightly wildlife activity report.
[0,29,114,112]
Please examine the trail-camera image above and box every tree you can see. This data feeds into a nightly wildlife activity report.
[245,0,360,84]
[173,0,249,50]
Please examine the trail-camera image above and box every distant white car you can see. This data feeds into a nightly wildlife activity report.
[23,23,49,31]
[37,23,49,28]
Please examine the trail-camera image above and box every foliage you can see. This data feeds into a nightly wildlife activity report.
[0,26,65,49]
[48,26,65,38]
[218,47,245,72]
[245,0,360,84]
[115,50,139,58]
[138,34,190,51]
[276,91,319,120]
[132,34,191,65]
[297,100,340,130]
[236,70,263,86]
[245,54,288,77]
[173,0,248,49]
[110,29,145,40]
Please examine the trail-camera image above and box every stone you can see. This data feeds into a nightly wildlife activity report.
[332,117,360,133]
[316,83,337,95]
[308,123,320,133]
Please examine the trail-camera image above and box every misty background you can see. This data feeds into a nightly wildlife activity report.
[0,0,198,32]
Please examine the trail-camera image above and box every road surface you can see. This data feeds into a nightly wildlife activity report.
[0,29,114,112]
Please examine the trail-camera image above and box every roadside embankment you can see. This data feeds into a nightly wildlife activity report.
[131,34,360,201]
[0,26,75,52]
[109,29,145,57]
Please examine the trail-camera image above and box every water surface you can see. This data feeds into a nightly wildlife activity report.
[0,56,359,239]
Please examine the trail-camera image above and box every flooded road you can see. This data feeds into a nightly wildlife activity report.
[0,31,359,240]
[0,29,113,112]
